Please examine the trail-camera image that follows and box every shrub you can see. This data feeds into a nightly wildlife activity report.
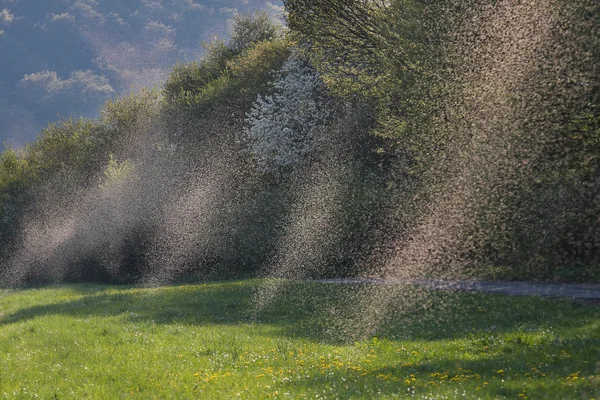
[229,11,283,54]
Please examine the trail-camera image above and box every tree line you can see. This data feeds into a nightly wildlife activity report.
[0,1,598,286]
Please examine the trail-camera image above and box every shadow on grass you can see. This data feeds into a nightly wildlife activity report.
[268,341,600,399]
[0,280,598,344]
[1,280,599,398]
[0,281,256,326]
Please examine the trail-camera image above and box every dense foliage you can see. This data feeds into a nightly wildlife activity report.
[0,1,598,286]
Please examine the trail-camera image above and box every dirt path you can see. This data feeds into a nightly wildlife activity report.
[317,278,600,300]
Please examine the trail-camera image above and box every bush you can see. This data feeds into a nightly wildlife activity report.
[229,11,283,54]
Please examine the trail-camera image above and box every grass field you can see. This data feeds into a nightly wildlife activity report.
[0,280,599,399]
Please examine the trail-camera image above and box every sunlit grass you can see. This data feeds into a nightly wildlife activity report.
[0,280,598,399]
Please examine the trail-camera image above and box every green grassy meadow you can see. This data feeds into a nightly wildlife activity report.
[0,280,599,399]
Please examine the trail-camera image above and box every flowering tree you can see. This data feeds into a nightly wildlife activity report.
[245,53,333,174]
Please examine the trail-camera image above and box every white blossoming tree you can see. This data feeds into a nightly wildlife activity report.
[245,53,333,174]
